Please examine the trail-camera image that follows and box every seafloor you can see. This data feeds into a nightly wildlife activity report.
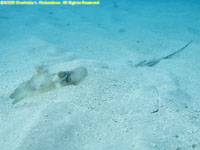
[0,0,200,150]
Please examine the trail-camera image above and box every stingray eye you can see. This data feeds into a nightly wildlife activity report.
[65,74,71,83]
[58,72,66,78]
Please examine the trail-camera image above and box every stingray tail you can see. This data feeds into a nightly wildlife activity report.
[163,40,193,59]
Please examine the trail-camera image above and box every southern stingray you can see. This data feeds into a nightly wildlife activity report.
[10,66,88,104]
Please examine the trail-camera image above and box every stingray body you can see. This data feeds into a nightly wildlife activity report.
[10,67,88,104]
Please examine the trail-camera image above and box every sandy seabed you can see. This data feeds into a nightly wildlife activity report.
[0,0,200,150]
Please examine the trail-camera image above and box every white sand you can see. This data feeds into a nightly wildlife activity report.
[0,1,200,150]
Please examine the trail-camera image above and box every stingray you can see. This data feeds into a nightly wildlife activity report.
[135,40,193,67]
[10,66,88,104]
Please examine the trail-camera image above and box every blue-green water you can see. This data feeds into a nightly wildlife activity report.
[0,0,200,150]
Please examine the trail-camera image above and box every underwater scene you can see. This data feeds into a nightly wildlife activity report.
[0,0,200,149]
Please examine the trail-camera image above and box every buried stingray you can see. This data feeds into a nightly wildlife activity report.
[10,66,88,104]
[135,40,193,67]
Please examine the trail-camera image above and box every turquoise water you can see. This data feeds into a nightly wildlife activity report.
[0,0,200,150]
